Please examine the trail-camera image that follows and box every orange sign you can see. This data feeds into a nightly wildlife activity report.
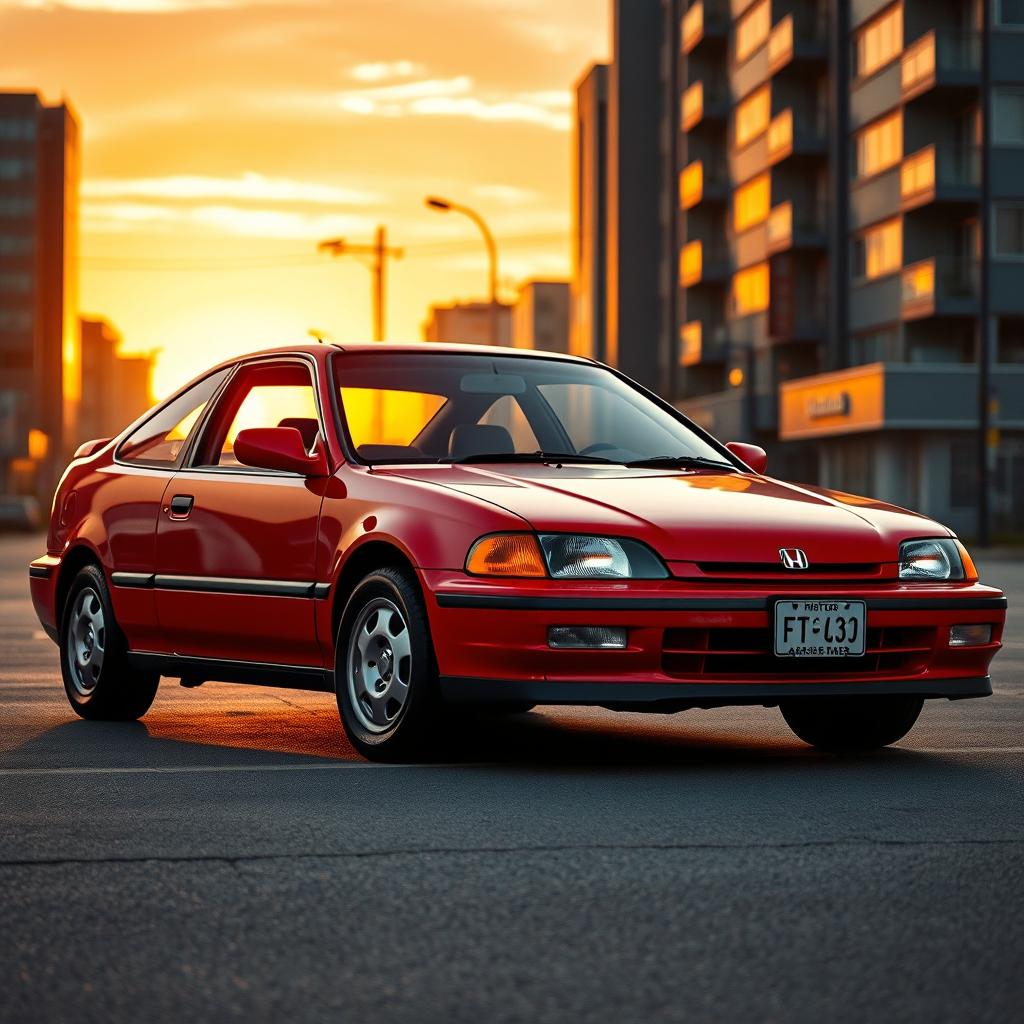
[779,363,885,439]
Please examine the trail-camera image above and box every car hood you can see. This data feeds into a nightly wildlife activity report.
[379,465,948,564]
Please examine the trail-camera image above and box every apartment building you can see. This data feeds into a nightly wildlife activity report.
[575,1,1024,536]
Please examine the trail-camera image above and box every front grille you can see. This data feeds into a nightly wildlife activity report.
[693,561,889,583]
[662,625,935,679]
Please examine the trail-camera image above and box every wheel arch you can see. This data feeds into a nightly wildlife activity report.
[330,538,421,646]
[55,543,104,632]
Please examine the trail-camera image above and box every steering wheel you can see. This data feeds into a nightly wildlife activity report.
[578,442,618,456]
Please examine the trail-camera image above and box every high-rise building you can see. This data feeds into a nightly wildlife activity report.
[512,281,570,352]
[78,317,154,443]
[574,1,1024,537]
[571,65,609,361]
[0,91,79,502]
[422,300,513,346]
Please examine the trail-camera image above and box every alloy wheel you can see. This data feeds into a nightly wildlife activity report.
[347,596,413,733]
[67,587,106,695]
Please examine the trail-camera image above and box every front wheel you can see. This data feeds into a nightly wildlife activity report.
[335,567,441,761]
[60,564,160,720]
[780,695,924,752]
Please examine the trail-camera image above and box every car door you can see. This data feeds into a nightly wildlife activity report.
[106,367,231,653]
[152,357,328,667]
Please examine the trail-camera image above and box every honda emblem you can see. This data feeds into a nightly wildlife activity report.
[779,548,809,570]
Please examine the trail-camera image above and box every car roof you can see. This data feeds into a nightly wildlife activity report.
[215,341,595,366]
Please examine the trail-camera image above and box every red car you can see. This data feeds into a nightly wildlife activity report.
[30,343,1006,759]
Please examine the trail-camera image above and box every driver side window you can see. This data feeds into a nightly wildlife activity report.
[194,362,322,469]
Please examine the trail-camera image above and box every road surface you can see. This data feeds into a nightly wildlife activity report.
[2,533,1022,1023]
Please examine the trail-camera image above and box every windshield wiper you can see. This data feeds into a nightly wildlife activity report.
[451,450,617,465]
[625,454,738,472]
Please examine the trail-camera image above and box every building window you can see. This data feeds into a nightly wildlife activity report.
[855,112,902,178]
[854,219,902,278]
[0,272,31,294]
[851,328,900,363]
[0,197,35,217]
[0,159,34,180]
[735,0,771,63]
[0,310,33,332]
[733,173,770,233]
[997,317,1024,362]
[0,119,36,142]
[735,85,770,149]
[732,262,770,316]
[996,0,1024,26]
[995,204,1024,256]
[993,88,1024,144]
[0,236,33,256]
[855,6,903,79]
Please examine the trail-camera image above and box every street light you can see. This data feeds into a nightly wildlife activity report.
[425,196,500,344]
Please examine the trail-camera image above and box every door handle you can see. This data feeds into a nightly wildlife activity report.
[167,494,194,519]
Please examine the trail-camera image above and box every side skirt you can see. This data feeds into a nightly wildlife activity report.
[127,651,334,693]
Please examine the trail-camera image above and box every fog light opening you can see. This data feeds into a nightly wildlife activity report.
[949,624,992,647]
[548,626,628,650]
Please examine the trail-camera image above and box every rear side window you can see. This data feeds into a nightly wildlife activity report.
[118,368,229,468]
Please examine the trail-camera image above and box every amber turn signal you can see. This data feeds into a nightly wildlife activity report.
[466,533,547,577]
[955,540,979,582]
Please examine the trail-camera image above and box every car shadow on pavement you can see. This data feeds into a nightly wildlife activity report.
[0,701,990,777]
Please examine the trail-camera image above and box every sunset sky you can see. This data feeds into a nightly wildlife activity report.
[2,0,607,396]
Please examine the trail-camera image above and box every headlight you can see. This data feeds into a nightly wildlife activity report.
[539,534,668,579]
[899,538,968,581]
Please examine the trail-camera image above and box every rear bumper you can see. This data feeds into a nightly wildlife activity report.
[28,555,61,642]
[441,675,993,708]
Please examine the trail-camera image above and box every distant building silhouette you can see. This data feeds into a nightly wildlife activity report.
[79,317,154,443]
[0,91,79,508]
[512,281,570,353]
[422,300,513,346]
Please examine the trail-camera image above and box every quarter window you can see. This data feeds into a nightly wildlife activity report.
[735,86,770,149]
[855,112,902,178]
[118,368,229,467]
[855,6,902,79]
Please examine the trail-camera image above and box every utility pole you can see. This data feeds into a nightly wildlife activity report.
[317,226,403,341]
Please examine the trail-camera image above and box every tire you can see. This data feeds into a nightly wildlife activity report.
[780,695,924,752]
[60,564,160,721]
[335,566,440,761]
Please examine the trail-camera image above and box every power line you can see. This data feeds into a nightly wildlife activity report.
[80,231,569,272]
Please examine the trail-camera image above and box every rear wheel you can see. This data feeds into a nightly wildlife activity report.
[335,567,441,761]
[60,564,159,720]
[780,695,924,752]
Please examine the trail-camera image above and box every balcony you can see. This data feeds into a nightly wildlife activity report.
[765,201,827,253]
[766,15,827,75]
[679,159,727,210]
[682,1,727,55]
[766,108,827,165]
[680,240,729,288]
[901,258,978,320]
[681,80,728,132]
[901,31,980,102]
[900,145,980,211]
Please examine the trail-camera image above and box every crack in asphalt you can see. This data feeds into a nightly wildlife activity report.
[1,836,1021,870]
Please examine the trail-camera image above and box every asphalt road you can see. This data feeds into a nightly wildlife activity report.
[1,534,1022,1024]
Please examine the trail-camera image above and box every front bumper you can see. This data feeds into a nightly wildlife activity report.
[422,572,1006,704]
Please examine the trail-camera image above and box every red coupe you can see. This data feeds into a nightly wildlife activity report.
[30,343,1006,758]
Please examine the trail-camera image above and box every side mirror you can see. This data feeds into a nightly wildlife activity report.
[725,441,768,475]
[73,438,111,460]
[234,427,328,477]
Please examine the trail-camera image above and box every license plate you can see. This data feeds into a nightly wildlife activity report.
[774,599,866,657]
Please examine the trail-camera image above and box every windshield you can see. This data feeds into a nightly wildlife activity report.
[333,352,733,467]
